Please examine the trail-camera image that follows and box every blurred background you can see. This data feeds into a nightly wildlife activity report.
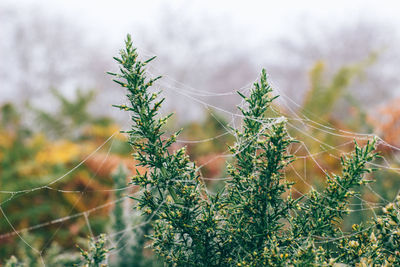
[1,0,400,265]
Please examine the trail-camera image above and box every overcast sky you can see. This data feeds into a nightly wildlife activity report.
[3,0,400,47]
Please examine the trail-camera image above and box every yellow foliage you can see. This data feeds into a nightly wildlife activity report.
[87,124,126,140]
[0,132,14,162]
[35,140,80,165]
[29,133,46,148]
[0,132,14,148]
[17,161,49,177]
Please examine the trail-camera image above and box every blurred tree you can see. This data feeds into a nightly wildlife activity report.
[110,165,161,267]
[0,4,115,116]
[0,88,129,259]
[267,19,400,110]
[31,88,97,139]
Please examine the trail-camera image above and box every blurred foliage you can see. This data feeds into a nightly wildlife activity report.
[302,54,376,122]
[110,165,161,267]
[32,88,96,139]
[181,112,235,179]
[0,90,130,261]
[3,230,84,266]
[372,97,400,150]
[286,60,371,196]
[283,58,400,230]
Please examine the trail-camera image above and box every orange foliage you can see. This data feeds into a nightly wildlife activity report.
[84,153,146,178]
[195,153,226,179]
[370,97,400,150]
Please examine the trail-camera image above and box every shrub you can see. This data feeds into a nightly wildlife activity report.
[109,34,400,266]
[110,165,161,267]
[77,234,110,267]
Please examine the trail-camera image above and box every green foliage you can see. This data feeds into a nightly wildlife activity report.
[2,234,80,267]
[4,256,23,267]
[111,34,215,265]
[224,69,296,263]
[111,165,129,265]
[77,234,110,267]
[112,34,400,266]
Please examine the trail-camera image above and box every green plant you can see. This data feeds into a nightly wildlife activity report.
[4,256,23,267]
[110,165,161,267]
[77,234,110,267]
[31,88,97,139]
[109,34,400,266]
[2,234,80,267]
[110,165,130,266]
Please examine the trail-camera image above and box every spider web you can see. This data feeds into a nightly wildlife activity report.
[1,56,399,266]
